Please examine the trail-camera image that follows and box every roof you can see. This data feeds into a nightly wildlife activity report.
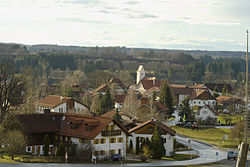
[216,96,244,105]
[154,102,169,111]
[204,83,233,92]
[189,84,205,89]
[140,79,161,90]
[189,89,216,100]
[36,95,72,108]
[142,86,160,96]
[17,113,131,139]
[114,94,126,103]
[15,113,63,134]
[109,78,126,89]
[170,85,194,96]
[92,84,108,95]
[128,119,176,136]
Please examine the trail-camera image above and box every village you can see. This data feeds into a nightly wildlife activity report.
[1,64,249,165]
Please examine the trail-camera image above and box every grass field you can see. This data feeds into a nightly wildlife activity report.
[171,126,239,148]
[217,114,242,125]
[162,154,199,161]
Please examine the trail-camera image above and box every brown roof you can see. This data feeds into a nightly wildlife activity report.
[204,83,233,92]
[189,89,216,100]
[128,119,176,136]
[170,85,194,96]
[140,79,161,90]
[216,96,244,105]
[142,86,160,96]
[114,94,126,103]
[189,84,205,89]
[154,102,169,111]
[15,113,63,134]
[36,95,72,108]
[109,78,126,89]
[92,84,108,95]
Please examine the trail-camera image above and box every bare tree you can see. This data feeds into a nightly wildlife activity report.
[0,62,25,122]
[121,89,139,117]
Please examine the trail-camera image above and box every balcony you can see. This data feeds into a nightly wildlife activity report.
[102,130,121,136]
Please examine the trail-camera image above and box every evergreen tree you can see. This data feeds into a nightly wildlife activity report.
[159,83,174,117]
[151,124,165,159]
[222,85,228,95]
[98,88,114,115]
[179,97,192,122]
[56,142,66,156]
[44,134,50,156]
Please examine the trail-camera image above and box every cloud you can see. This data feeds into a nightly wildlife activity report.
[124,1,140,5]
[57,17,110,24]
[138,14,157,19]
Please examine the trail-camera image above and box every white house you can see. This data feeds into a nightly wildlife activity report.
[195,104,219,122]
[189,89,217,109]
[16,113,130,159]
[128,119,176,156]
[35,95,88,114]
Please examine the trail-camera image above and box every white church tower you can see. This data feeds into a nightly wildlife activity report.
[136,65,145,84]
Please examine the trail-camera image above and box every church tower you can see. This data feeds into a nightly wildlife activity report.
[136,65,145,84]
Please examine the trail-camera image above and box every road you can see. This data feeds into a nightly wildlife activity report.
[0,134,227,167]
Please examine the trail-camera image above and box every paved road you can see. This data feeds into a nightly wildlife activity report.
[0,134,228,167]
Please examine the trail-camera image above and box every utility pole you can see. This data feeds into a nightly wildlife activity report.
[236,30,249,167]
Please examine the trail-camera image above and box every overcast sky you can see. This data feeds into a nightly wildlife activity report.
[0,0,249,51]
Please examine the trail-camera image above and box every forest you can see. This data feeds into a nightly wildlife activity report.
[0,43,249,91]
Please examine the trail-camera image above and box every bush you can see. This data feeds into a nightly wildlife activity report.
[56,142,65,156]
[44,134,50,156]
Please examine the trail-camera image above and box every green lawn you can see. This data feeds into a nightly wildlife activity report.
[0,155,18,163]
[217,114,242,125]
[162,154,199,161]
[171,126,239,148]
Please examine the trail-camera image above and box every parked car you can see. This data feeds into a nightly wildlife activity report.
[110,154,123,161]
[227,150,238,160]
[185,122,192,127]
[176,122,185,127]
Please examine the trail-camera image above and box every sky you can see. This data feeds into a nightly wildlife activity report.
[0,0,250,51]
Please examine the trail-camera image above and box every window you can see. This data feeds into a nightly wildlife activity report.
[94,139,99,144]
[110,138,116,143]
[94,151,99,156]
[118,138,123,143]
[100,138,105,144]
[118,149,121,154]
[162,138,166,143]
[27,146,31,152]
[194,101,196,104]
[100,150,105,155]
[109,149,116,155]
[148,127,153,132]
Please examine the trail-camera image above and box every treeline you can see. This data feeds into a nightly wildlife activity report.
[0,43,249,89]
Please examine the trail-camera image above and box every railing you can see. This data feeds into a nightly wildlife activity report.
[101,130,121,136]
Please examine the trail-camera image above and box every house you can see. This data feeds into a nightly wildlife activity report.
[216,96,245,112]
[189,89,217,109]
[35,95,88,114]
[114,94,126,111]
[195,104,219,123]
[189,83,233,94]
[92,84,109,95]
[128,119,176,156]
[170,84,194,106]
[16,113,131,159]
[135,99,169,122]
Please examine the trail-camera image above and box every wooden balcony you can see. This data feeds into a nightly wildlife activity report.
[101,130,121,136]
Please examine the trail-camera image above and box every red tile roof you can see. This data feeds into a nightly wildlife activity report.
[189,89,216,100]
[114,94,126,103]
[140,79,161,90]
[128,119,176,136]
[154,102,169,111]
[109,78,126,89]
[16,113,63,134]
[36,95,72,108]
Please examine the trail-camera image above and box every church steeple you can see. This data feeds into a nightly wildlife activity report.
[136,65,145,84]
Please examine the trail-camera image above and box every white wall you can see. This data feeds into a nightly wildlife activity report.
[74,102,87,114]
[128,132,174,156]
[195,107,217,121]
[189,100,216,108]
[52,103,67,113]
[92,121,127,159]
